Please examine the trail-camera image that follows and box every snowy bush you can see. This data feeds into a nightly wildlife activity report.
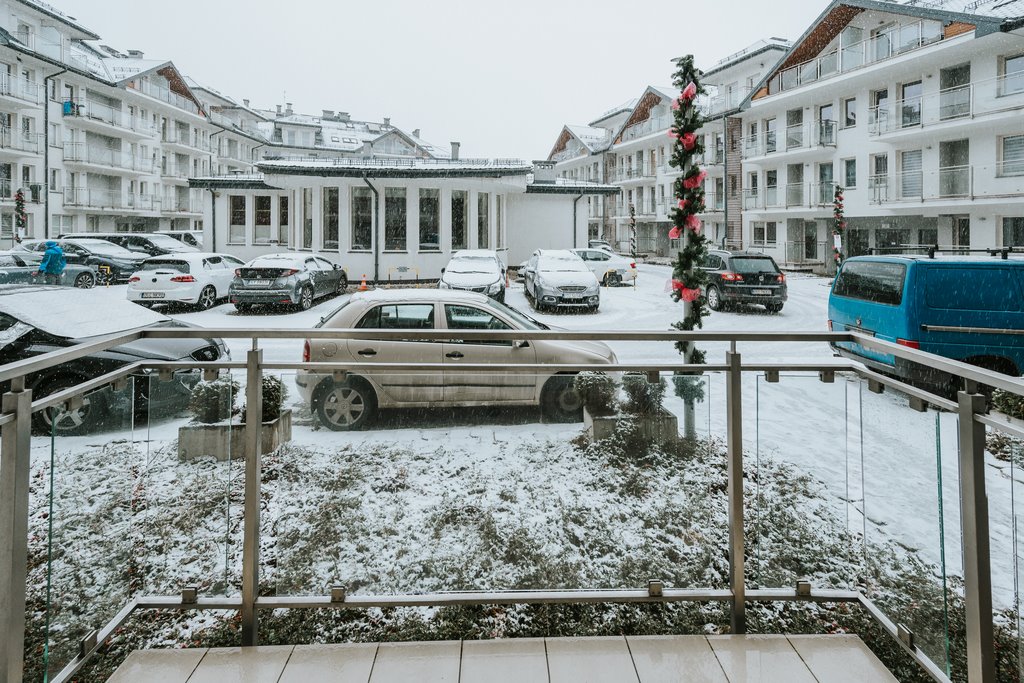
[242,375,288,422]
[574,371,617,416]
[992,389,1024,420]
[620,373,666,415]
[188,376,239,423]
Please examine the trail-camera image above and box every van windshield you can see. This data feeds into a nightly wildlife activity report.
[833,261,907,306]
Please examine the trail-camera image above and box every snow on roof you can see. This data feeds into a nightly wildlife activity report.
[897,0,1024,19]
[704,37,793,74]
[15,0,98,38]
[588,98,639,126]
[258,157,530,172]
[0,286,168,339]
[525,175,618,191]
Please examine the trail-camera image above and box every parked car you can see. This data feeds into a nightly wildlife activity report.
[230,253,348,312]
[296,289,617,430]
[26,238,148,284]
[589,239,615,253]
[439,249,506,302]
[571,248,637,286]
[699,250,787,313]
[0,285,230,435]
[522,250,601,312]
[156,230,204,249]
[128,252,246,310]
[61,232,199,257]
[0,251,98,288]
[828,254,1024,394]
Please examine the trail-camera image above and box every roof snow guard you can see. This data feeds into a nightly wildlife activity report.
[188,174,281,190]
[525,176,620,195]
[256,157,532,178]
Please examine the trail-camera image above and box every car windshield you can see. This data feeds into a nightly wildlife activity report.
[833,261,907,306]
[148,234,194,251]
[489,299,546,330]
[539,257,588,273]
[731,257,779,274]
[73,241,136,257]
[448,257,498,274]
[142,260,190,273]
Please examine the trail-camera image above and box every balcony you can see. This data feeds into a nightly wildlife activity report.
[160,161,192,181]
[63,187,161,211]
[61,99,157,138]
[0,127,43,156]
[163,129,211,153]
[63,142,156,175]
[0,326,1019,683]
[127,79,203,117]
[0,72,43,107]
[870,165,1024,204]
[611,167,649,183]
[743,121,836,160]
[162,195,202,214]
[619,115,672,143]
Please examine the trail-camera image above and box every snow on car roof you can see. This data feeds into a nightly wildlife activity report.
[451,249,499,259]
[246,253,307,268]
[350,288,488,304]
[142,252,235,264]
[0,286,169,339]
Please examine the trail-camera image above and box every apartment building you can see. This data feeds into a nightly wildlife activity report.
[740,0,1024,268]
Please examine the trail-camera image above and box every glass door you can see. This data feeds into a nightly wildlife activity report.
[939,64,971,120]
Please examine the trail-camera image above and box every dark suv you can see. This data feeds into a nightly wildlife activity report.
[699,250,787,313]
[60,232,198,257]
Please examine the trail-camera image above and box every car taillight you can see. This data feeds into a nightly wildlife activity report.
[170,275,196,283]
[720,272,744,282]
[282,269,299,277]
[897,338,920,349]
[630,262,636,269]
[128,276,140,283]
[777,273,786,283]
[234,269,242,277]
[302,339,310,363]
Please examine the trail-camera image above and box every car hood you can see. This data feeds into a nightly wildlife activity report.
[536,271,598,288]
[443,271,501,288]
[0,288,169,338]
[77,320,226,362]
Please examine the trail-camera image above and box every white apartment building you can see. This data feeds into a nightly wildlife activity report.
[740,0,1024,268]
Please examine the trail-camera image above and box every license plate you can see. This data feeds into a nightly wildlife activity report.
[563,294,582,300]
[752,289,771,296]
[246,279,272,286]
[141,292,165,299]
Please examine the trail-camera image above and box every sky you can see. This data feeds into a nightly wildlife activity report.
[53,0,820,160]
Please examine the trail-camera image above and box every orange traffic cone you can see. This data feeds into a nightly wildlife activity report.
[358,274,369,291]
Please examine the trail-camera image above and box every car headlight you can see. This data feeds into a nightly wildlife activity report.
[488,281,502,294]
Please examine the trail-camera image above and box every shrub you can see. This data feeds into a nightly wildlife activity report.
[992,389,1024,420]
[620,374,666,415]
[574,372,618,417]
[242,375,288,422]
[188,376,239,424]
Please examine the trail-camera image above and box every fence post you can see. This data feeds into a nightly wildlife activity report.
[241,347,263,646]
[957,391,995,683]
[726,350,746,634]
[0,380,32,683]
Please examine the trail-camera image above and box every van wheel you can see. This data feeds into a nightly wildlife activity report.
[541,376,583,423]
[313,378,377,431]
[706,285,723,311]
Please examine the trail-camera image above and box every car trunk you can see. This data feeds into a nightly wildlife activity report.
[133,262,193,299]
[729,257,784,296]
[236,267,296,288]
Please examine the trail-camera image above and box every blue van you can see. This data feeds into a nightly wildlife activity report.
[828,255,1024,391]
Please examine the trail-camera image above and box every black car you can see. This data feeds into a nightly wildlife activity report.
[59,232,199,257]
[27,238,148,284]
[0,285,230,435]
[230,253,348,312]
[699,250,787,313]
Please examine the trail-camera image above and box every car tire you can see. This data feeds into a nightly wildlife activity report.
[73,272,95,289]
[298,285,314,311]
[197,285,217,311]
[31,375,108,436]
[707,285,723,311]
[337,273,348,294]
[765,302,784,314]
[312,377,377,431]
[541,375,584,422]
[603,272,622,287]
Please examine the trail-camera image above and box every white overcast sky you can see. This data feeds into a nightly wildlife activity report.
[55,0,818,159]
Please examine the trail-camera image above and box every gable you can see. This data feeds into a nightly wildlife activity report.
[614,89,671,144]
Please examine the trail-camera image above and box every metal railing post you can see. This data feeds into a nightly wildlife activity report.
[958,390,995,683]
[241,347,263,646]
[726,350,746,633]
[0,380,32,683]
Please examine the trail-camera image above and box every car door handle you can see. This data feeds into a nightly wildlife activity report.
[446,351,465,359]
[356,348,377,357]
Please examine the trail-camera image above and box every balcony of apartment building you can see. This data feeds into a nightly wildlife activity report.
[63,187,161,213]
[868,72,1024,142]
[63,142,156,176]
[618,114,673,146]
[611,165,653,184]
[163,127,211,154]
[218,143,255,168]
[869,163,1024,207]
[697,87,752,119]
[126,79,203,119]
[62,99,157,140]
[162,192,202,215]
[742,120,837,162]
[0,127,43,158]
[160,159,192,184]
[0,72,43,109]
[0,326,1018,683]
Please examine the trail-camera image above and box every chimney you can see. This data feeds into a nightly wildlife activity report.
[450,142,460,160]
[337,111,350,122]
[362,141,373,157]
[276,104,282,116]
[412,128,420,138]
[383,117,391,127]
[126,49,144,58]
[322,109,335,119]
[285,102,293,116]
[533,160,556,183]
[243,98,250,108]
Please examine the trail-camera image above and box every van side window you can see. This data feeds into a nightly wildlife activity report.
[925,268,1019,311]
[833,261,907,305]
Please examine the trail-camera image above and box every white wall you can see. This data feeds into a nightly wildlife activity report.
[505,193,588,265]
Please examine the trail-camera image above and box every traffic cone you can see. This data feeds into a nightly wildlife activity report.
[358,274,369,291]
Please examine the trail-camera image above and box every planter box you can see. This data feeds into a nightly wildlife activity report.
[584,407,679,445]
[178,409,292,461]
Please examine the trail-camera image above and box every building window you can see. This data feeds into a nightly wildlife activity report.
[452,190,467,250]
[350,187,372,251]
[477,192,489,249]
[1003,217,1024,246]
[229,195,246,244]
[999,134,1024,176]
[753,221,777,246]
[278,196,289,245]
[384,187,406,251]
[254,195,272,243]
[419,188,440,251]
[322,187,339,250]
[302,188,312,249]
[999,54,1024,96]
[843,98,856,128]
[843,158,857,188]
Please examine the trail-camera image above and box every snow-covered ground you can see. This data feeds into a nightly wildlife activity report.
[30,266,1024,613]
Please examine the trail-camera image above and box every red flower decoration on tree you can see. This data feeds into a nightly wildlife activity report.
[683,170,707,190]
[681,82,697,101]
[669,226,682,239]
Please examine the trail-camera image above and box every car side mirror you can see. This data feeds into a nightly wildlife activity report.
[440,267,445,273]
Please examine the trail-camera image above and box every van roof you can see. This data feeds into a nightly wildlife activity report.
[846,255,1024,266]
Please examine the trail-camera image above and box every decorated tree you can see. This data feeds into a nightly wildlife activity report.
[666,56,710,409]
[14,188,26,244]
[832,184,845,266]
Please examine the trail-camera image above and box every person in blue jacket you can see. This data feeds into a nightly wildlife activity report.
[36,241,66,285]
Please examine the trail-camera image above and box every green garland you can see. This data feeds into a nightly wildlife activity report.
[832,184,845,265]
[14,188,26,232]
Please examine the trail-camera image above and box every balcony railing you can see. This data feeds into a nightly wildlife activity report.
[744,121,836,159]
[63,187,161,210]
[63,142,156,174]
[61,99,157,136]
[0,327,1020,683]
[0,127,43,155]
[127,79,202,116]
[619,115,672,143]
[742,189,759,210]
[869,165,1024,203]
[162,195,202,213]
[160,161,191,179]
[0,72,42,105]
[163,129,211,152]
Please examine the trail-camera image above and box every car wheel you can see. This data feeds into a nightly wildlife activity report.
[313,378,377,431]
[603,272,622,287]
[235,303,253,314]
[541,375,584,422]
[31,375,108,436]
[298,285,314,311]
[337,274,348,294]
[707,285,723,311]
[765,302,784,314]
[197,285,217,311]
[73,272,95,289]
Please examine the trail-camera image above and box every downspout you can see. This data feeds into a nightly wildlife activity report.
[207,188,217,250]
[43,69,68,239]
[362,174,380,282]
[572,193,584,248]
[722,117,729,250]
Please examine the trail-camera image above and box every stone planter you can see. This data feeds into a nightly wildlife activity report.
[583,407,679,445]
[178,409,292,461]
